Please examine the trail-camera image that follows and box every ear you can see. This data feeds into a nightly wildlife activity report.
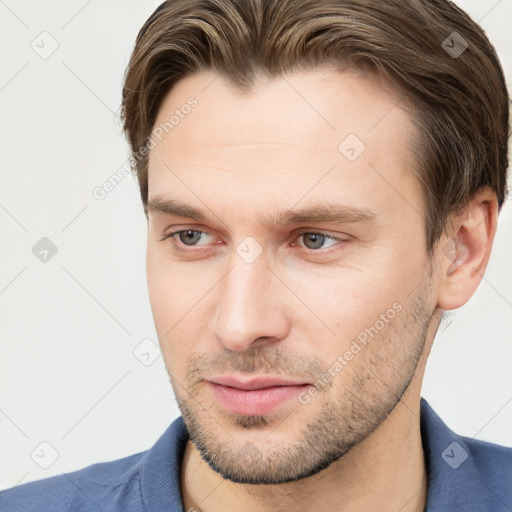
[436,187,499,311]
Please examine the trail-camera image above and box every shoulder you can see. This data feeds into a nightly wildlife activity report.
[460,434,512,503]
[420,398,512,511]
[0,417,188,512]
[0,450,146,512]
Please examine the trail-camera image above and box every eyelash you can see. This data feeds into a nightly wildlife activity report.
[159,229,349,254]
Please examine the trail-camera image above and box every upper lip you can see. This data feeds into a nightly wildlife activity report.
[208,375,310,390]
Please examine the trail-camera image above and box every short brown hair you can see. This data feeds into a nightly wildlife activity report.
[121,0,509,255]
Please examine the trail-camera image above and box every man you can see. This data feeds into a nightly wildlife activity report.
[1,0,510,510]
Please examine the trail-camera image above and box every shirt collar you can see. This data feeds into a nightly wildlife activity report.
[140,414,188,512]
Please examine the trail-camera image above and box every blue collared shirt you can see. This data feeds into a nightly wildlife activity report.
[1,398,511,511]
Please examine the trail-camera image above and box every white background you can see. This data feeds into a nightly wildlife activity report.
[0,0,511,489]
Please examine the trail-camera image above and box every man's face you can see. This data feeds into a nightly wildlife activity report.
[146,68,439,484]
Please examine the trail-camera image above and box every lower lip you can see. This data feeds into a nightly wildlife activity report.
[207,382,310,416]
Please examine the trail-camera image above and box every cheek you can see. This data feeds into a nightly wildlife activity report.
[281,260,405,345]
[146,246,216,368]
[146,246,187,360]
[146,246,172,327]
[146,241,203,323]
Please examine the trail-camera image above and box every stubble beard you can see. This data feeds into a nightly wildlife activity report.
[170,277,435,485]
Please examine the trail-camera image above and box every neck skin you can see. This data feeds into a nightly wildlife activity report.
[180,316,440,512]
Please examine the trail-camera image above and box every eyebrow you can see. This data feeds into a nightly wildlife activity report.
[147,196,378,227]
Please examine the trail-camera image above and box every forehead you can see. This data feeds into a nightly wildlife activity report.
[152,67,412,152]
[147,67,421,226]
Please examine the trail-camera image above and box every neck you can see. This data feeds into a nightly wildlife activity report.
[181,386,427,512]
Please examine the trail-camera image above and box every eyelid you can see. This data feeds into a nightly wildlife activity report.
[160,228,214,248]
[293,228,349,241]
[161,226,350,253]
[292,229,350,251]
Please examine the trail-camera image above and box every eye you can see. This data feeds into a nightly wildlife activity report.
[160,228,348,254]
[174,229,207,246]
[160,229,214,251]
[294,231,348,251]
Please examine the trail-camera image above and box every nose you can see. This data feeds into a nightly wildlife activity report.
[208,250,290,352]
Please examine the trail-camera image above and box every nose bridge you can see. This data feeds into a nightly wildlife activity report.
[209,247,288,351]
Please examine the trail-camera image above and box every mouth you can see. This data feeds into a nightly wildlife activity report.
[206,375,312,416]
